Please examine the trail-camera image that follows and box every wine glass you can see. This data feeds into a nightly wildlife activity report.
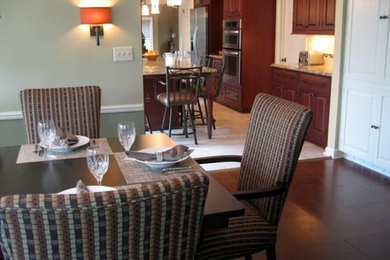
[86,146,109,186]
[118,121,136,155]
[37,120,57,158]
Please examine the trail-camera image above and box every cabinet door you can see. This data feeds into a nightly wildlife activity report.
[344,0,388,82]
[223,0,242,19]
[293,0,321,33]
[374,93,390,169]
[299,74,330,147]
[272,69,299,102]
[340,87,376,161]
[321,0,335,33]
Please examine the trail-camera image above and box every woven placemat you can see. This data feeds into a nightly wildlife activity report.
[114,152,204,185]
[16,138,113,164]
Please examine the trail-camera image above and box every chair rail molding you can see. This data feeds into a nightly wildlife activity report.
[0,103,144,120]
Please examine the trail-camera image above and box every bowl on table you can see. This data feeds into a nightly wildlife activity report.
[145,54,159,61]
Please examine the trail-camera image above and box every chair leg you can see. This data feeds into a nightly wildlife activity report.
[244,255,252,260]
[266,244,276,260]
[161,106,168,132]
[197,98,205,125]
[168,107,173,137]
[144,113,152,134]
[182,105,189,138]
[203,97,216,130]
[188,104,198,145]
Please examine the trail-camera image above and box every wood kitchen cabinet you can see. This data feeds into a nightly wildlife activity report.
[223,0,242,19]
[272,67,331,147]
[292,0,335,35]
[217,0,276,112]
[194,0,210,7]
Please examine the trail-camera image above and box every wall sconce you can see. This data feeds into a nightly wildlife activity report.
[80,7,112,46]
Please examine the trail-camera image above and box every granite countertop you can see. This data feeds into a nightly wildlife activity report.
[271,63,333,77]
[143,58,217,76]
[208,54,223,59]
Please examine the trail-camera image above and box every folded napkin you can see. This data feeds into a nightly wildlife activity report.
[76,180,89,193]
[55,127,79,146]
[126,145,193,161]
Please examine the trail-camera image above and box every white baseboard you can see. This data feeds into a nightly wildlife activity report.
[324,146,344,158]
[0,104,144,120]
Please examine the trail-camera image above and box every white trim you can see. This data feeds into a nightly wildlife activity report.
[324,146,344,159]
[344,154,390,178]
[0,104,144,121]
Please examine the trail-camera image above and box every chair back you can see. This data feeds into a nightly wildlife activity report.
[210,59,225,98]
[20,86,101,144]
[164,66,202,107]
[237,93,312,225]
[0,172,209,260]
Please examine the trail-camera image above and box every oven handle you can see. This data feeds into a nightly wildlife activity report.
[223,50,240,56]
[223,30,240,35]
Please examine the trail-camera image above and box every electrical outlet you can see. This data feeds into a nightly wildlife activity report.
[113,46,133,62]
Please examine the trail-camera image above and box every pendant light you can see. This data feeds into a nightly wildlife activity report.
[151,0,160,14]
[167,0,182,7]
[141,3,150,16]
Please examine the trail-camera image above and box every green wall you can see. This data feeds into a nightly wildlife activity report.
[0,0,144,146]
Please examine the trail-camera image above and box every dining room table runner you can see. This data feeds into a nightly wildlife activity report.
[114,152,205,184]
[16,138,113,164]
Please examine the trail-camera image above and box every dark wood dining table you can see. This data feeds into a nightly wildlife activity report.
[0,133,243,229]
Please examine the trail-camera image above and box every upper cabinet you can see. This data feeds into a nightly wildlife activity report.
[194,0,210,7]
[223,0,242,19]
[292,0,335,34]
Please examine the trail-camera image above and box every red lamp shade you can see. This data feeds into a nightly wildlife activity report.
[80,7,111,24]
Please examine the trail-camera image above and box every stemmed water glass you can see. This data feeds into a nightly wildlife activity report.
[118,121,136,156]
[86,146,109,186]
[37,120,56,158]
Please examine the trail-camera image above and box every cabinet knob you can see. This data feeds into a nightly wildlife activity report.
[371,125,380,129]
[281,58,287,62]
[379,15,389,19]
[310,93,315,97]
[145,95,151,103]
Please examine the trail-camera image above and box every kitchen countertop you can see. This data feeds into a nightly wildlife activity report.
[271,63,332,77]
[208,54,223,59]
[143,58,217,76]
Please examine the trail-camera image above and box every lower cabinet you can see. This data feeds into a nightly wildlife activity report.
[340,84,390,170]
[272,67,331,147]
[216,82,242,111]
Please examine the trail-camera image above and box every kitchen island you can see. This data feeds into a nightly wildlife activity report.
[143,58,217,139]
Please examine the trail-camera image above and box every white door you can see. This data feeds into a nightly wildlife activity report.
[340,87,376,161]
[275,0,306,63]
[374,92,390,168]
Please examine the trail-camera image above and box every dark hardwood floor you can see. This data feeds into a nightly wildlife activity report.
[209,158,390,260]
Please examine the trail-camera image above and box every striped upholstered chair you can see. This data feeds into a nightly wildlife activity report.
[195,93,312,260]
[0,172,209,260]
[20,86,101,144]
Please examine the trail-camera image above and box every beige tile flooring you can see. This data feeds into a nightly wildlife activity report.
[151,100,330,171]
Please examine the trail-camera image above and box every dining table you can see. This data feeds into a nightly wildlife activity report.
[0,133,243,230]
[143,58,217,138]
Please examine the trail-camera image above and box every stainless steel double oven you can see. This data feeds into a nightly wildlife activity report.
[222,19,241,85]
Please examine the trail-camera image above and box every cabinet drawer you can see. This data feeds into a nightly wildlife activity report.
[225,86,241,102]
[299,73,331,89]
[273,69,298,85]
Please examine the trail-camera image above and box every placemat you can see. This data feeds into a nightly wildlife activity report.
[16,138,113,164]
[114,152,204,185]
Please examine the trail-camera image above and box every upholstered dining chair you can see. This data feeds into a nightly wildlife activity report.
[0,172,209,260]
[20,86,101,144]
[195,93,313,260]
[154,66,202,144]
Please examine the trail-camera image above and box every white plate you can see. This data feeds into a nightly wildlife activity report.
[40,135,90,153]
[58,185,116,194]
[133,147,190,168]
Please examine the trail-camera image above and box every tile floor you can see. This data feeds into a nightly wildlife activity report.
[157,100,329,171]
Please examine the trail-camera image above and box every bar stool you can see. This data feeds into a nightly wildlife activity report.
[154,66,203,144]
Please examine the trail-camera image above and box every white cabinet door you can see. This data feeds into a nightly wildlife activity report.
[345,0,381,80]
[345,0,390,84]
[374,93,390,168]
[340,87,376,161]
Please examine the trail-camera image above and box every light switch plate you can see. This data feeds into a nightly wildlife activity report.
[113,46,133,62]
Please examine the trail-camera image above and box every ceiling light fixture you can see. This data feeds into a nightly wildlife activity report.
[142,3,150,16]
[167,0,182,7]
[151,0,160,14]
